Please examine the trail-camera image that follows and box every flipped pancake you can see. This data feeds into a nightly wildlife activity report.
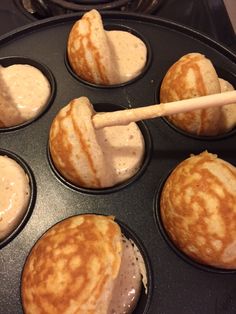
[219,78,236,131]
[21,215,122,314]
[67,10,147,85]
[67,9,119,85]
[49,97,113,188]
[49,97,145,189]
[160,53,224,136]
[160,151,236,269]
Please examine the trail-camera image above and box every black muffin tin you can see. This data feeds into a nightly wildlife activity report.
[0,12,236,314]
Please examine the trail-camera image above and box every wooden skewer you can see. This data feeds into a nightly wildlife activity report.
[92,90,236,129]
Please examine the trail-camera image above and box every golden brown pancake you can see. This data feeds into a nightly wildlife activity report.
[49,97,145,189]
[49,97,112,188]
[21,215,122,314]
[159,53,233,136]
[67,9,119,85]
[67,10,147,85]
[219,78,236,131]
[160,151,236,269]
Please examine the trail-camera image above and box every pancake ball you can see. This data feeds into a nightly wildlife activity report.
[160,151,236,269]
[67,9,147,85]
[160,53,236,136]
[218,78,236,131]
[21,214,145,314]
[49,97,145,189]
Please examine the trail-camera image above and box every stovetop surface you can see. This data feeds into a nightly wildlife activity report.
[0,0,235,52]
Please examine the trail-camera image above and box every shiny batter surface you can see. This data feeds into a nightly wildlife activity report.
[0,155,30,240]
[108,235,142,314]
[106,30,147,84]
[0,64,51,127]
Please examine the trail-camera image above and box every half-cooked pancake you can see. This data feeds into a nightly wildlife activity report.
[67,10,147,85]
[160,53,224,136]
[219,78,236,131]
[49,97,145,189]
[67,9,119,85]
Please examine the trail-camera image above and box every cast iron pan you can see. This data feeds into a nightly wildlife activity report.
[0,12,236,314]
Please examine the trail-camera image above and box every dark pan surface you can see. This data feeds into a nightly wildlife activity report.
[0,12,236,314]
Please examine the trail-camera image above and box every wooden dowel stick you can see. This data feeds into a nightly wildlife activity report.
[92,90,236,129]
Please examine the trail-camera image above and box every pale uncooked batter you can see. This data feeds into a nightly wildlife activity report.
[96,122,145,185]
[0,155,30,240]
[106,30,147,84]
[0,64,51,127]
[108,235,143,314]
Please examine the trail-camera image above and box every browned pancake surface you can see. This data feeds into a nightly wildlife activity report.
[160,53,224,135]
[22,215,122,314]
[49,97,115,188]
[160,151,236,269]
[67,10,118,85]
